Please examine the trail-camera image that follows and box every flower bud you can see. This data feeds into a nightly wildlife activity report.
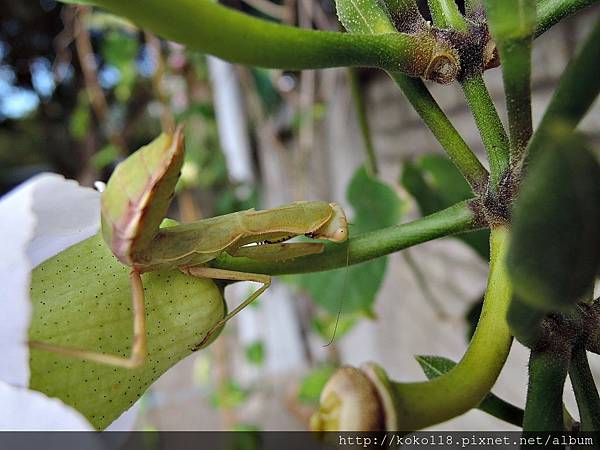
[360,362,398,430]
[310,366,385,431]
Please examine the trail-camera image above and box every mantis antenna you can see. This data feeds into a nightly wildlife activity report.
[323,240,351,347]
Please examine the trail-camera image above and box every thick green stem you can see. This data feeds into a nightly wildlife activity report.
[536,0,599,37]
[461,76,511,189]
[333,0,486,190]
[523,348,570,431]
[74,0,437,74]
[569,346,600,431]
[416,354,524,426]
[479,396,524,427]
[502,42,533,164]
[390,73,488,192]
[389,226,513,430]
[382,0,426,31]
[528,16,600,161]
[211,200,481,275]
[485,0,536,166]
[348,69,378,176]
[465,0,485,16]
[424,1,508,190]
[428,0,469,30]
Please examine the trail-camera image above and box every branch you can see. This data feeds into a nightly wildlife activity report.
[74,6,128,156]
[389,74,489,193]
[64,0,447,76]
[389,225,513,429]
[210,200,482,275]
[425,0,510,190]
[312,226,513,431]
[485,0,536,166]
[523,348,570,431]
[527,16,600,161]
[461,76,511,190]
[428,0,469,31]
[335,0,488,192]
[382,0,426,32]
[536,0,599,37]
[348,69,379,176]
[569,346,600,431]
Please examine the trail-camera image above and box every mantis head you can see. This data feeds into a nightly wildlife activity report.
[100,126,185,266]
[310,203,348,243]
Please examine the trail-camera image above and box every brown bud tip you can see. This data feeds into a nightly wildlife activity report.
[310,366,384,431]
[483,39,500,70]
[360,362,398,431]
[425,47,460,84]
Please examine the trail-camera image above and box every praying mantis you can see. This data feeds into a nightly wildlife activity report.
[30,126,348,368]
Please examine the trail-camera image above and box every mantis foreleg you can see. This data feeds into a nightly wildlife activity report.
[29,270,148,368]
[180,266,271,349]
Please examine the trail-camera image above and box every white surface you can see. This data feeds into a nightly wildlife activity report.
[0,174,136,431]
[0,381,93,431]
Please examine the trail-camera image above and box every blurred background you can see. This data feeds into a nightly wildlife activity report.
[1,0,599,431]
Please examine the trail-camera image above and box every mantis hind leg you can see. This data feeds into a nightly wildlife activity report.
[29,270,147,369]
[180,266,271,349]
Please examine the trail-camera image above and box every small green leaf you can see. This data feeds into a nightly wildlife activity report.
[348,166,404,233]
[29,233,225,430]
[401,155,489,260]
[293,166,404,317]
[415,354,455,379]
[507,131,600,312]
[244,340,265,366]
[297,364,337,404]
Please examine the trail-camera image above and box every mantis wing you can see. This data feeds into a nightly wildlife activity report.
[100,126,184,266]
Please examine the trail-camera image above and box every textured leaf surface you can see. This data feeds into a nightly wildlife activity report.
[294,166,403,316]
[401,154,489,260]
[29,233,224,430]
[507,132,600,311]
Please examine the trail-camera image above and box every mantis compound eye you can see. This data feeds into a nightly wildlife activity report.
[331,228,347,242]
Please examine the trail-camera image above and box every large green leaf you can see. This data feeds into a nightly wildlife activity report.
[29,233,225,430]
[293,166,404,317]
[415,355,524,427]
[507,131,600,312]
[401,154,490,260]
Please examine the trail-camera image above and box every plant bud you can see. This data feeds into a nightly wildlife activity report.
[360,362,398,430]
[310,366,385,431]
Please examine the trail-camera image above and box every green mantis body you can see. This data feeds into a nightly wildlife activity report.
[31,126,348,368]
